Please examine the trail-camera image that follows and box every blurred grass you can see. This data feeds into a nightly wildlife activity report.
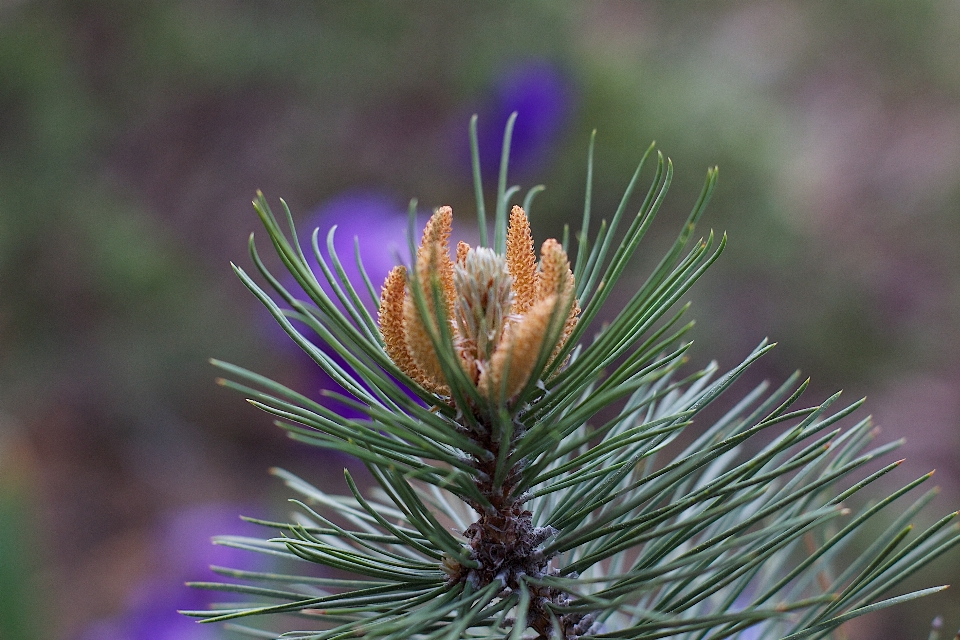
[0,487,37,639]
[1,1,958,637]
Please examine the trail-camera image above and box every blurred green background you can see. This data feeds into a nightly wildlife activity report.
[1,1,958,638]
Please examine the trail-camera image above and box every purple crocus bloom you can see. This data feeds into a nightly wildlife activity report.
[261,191,413,419]
[77,504,265,640]
[730,590,763,640]
[259,190,412,336]
[469,59,575,177]
[294,190,414,308]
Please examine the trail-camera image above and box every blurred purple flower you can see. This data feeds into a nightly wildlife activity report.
[260,190,412,341]
[737,624,762,640]
[466,59,575,177]
[295,190,414,306]
[258,191,413,419]
[730,590,763,640]
[77,504,265,640]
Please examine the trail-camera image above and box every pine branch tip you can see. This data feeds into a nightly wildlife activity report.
[198,124,960,639]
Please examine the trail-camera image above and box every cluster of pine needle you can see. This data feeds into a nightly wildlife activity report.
[184,115,960,640]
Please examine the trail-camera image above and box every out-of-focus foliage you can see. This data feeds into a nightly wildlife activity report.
[1,1,958,638]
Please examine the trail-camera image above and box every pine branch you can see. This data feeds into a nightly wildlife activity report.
[190,116,960,639]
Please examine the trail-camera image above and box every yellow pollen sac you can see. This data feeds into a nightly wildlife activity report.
[480,294,559,402]
[456,241,471,265]
[537,239,580,364]
[506,206,538,315]
[403,208,456,394]
[379,266,414,374]
[377,205,579,404]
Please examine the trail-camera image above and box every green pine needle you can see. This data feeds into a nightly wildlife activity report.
[192,119,960,639]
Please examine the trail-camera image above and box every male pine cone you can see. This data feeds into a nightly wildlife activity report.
[378,205,580,404]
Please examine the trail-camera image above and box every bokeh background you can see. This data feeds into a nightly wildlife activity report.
[1,1,959,638]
